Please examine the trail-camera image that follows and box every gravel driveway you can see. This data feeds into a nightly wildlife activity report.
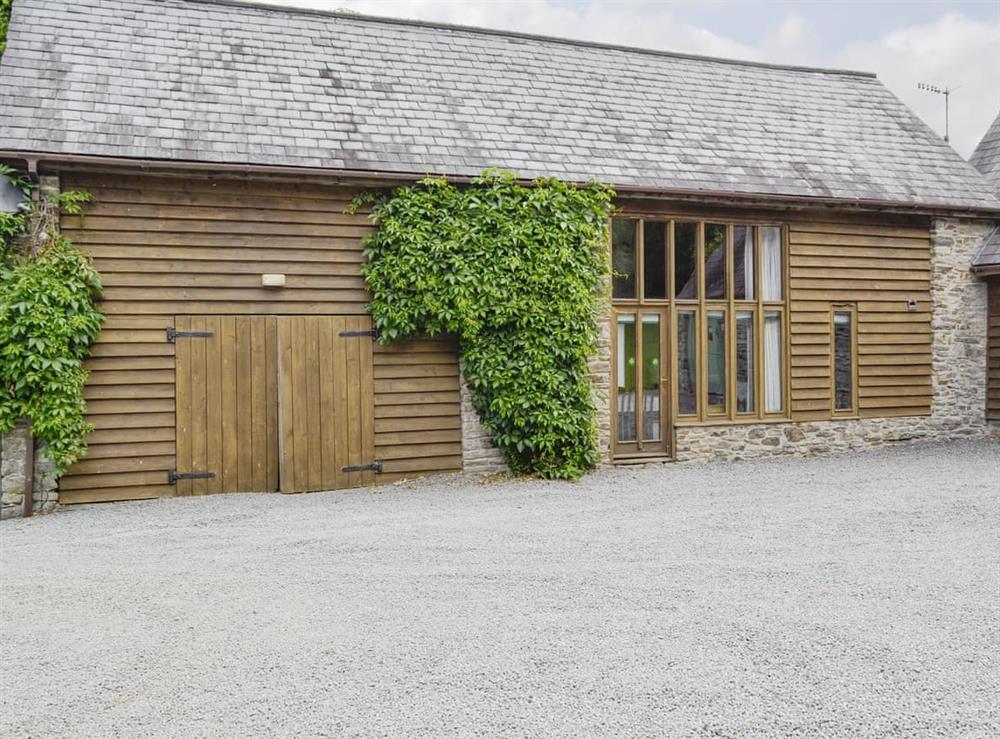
[1,440,998,737]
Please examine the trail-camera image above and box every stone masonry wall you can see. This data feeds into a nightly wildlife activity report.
[673,217,994,463]
[590,278,613,465]
[1,421,59,519]
[459,367,508,475]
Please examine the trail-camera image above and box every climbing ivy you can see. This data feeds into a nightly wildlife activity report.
[0,0,11,62]
[0,166,103,474]
[355,171,614,479]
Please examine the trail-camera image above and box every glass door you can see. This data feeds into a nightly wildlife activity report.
[613,308,670,457]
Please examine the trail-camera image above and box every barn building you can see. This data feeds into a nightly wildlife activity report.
[0,0,997,513]
[969,110,1000,423]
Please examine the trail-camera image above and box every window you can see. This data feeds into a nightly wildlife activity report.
[706,310,727,413]
[677,310,698,416]
[832,307,857,414]
[612,219,637,299]
[616,313,637,441]
[733,226,754,300]
[643,221,667,300]
[704,224,727,300]
[760,226,782,301]
[611,217,788,426]
[735,311,755,413]
[674,222,698,299]
[763,311,783,414]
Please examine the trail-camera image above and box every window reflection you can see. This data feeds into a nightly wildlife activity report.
[612,219,637,299]
[674,222,698,299]
[704,224,727,300]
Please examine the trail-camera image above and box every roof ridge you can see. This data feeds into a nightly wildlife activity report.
[175,0,879,79]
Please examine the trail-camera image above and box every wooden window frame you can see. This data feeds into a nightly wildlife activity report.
[611,306,671,458]
[830,303,859,418]
[610,215,790,438]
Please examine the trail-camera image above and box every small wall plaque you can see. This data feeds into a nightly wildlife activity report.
[261,273,286,288]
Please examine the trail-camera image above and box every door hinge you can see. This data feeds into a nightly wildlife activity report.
[167,327,214,343]
[168,469,217,484]
[342,459,383,474]
[339,329,379,339]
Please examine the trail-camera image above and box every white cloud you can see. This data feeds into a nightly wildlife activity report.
[837,12,1000,157]
[252,0,1000,157]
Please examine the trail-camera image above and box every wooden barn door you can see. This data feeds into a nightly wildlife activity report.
[276,316,376,493]
[173,316,279,495]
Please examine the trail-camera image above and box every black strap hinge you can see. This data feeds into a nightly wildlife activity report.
[341,460,383,474]
[339,329,379,339]
[168,469,216,484]
[167,327,214,343]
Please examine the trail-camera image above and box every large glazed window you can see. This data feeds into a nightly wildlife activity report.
[611,217,787,426]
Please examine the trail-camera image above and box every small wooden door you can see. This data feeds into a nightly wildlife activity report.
[276,316,376,493]
[174,315,279,495]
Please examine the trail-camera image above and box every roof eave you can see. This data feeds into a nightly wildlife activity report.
[4,149,1000,219]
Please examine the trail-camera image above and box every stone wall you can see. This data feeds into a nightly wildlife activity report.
[929,219,991,426]
[672,217,994,463]
[590,285,613,465]
[1,421,59,519]
[459,368,508,475]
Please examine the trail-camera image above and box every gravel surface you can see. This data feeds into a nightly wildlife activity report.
[1,440,998,738]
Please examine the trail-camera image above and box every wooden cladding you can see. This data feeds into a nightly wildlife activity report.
[788,222,931,420]
[59,172,462,504]
[988,278,1000,421]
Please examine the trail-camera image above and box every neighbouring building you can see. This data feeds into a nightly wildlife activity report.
[0,0,998,514]
[969,110,1000,427]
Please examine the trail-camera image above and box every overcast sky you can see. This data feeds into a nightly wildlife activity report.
[252,0,999,158]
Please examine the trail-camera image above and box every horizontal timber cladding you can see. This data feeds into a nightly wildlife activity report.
[787,222,931,421]
[989,278,1000,421]
[616,197,933,424]
[59,171,462,504]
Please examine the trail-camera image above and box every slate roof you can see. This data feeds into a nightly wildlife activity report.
[1,0,998,210]
[970,110,1000,195]
[971,226,1000,271]
[970,111,1000,270]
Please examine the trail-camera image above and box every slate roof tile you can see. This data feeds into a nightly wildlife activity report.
[0,0,997,209]
[971,110,1000,196]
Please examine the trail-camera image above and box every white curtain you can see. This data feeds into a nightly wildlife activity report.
[764,312,782,413]
[743,228,755,299]
[761,226,782,301]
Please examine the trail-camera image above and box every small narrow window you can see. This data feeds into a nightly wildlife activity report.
[706,310,726,413]
[617,314,637,441]
[612,219,637,299]
[674,222,698,299]
[643,221,667,300]
[677,310,698,415]
[760,226,782,301]
[704,223,727,300]
[735,310,755,413]
[733,226,754,300]
[833,309,856,413]
[763,311,783,413]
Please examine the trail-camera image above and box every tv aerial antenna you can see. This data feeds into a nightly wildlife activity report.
[917,82,958,143]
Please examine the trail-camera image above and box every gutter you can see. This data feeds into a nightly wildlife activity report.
[2,150,1000,220]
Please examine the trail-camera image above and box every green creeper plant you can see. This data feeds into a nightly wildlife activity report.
[0,0,11,62]
[0,166,103,474]
[355,171,613,479]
